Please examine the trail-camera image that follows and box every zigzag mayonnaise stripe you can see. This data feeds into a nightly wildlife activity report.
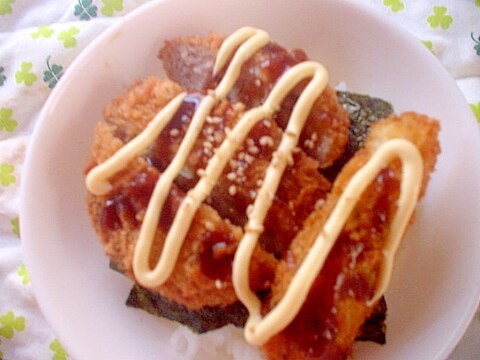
[238,139,423,345]
[86,27,269,286]
[85,26,424,345]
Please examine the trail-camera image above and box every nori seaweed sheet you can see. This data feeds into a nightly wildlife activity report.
[323,91,394,181]
[126,285,387,344]
[121,91,393,344]
[127,284,248,333]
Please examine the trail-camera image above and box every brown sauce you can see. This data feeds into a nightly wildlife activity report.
[100,168,158,230]
[277,167,399,355]
[199,230,237,281]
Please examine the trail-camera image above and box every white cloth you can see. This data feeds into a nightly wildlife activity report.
[0,1,479,359]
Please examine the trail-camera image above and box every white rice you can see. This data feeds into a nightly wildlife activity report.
[169,325,263,360]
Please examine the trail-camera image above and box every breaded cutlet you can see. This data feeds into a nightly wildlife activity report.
[158,33,350,168]
[263,113,440,359]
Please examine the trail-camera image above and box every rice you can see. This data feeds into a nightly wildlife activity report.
[169,325,263,360]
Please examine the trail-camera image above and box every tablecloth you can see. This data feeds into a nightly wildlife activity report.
[0,1,479,359]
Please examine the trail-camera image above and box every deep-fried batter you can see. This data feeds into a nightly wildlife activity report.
[159,33,350,168]
[262,113,440,359]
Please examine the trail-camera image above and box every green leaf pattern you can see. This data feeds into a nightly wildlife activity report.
[470,102,480,123]
[74,0,98,21]
[0,0,15,16]
[32,25,54,39]
[50,339,68,360]
[0,311,25,339]
[0,163,15,187]
[0,108,17,133]
[43,57,64,89]
[17,264,29,285]
[0,67,6,86]
[383,0,405,13]
[427,6,453,29]
[472,33,480,56]
[422,40,433,52]
[11,217,20,238]
[57,27,80,48]
[15,62,37,86]
[101,0,123,17]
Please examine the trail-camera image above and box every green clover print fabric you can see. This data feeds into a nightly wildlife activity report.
[0,1,478,359]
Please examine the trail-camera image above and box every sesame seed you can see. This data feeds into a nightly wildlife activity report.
[215,279,223,289]
[203,141,213,149]
[233,102,245,112]
[304,139,314,149]
[214,131,223,143]
[256,179,263,187]
[262,120,271,128]
[249,190,257,199]
[254,79,261,87]
[228,185,237,196]
[245,154,254,164]
[226,172,237,181]
[248,145,259,155]
[315,198,326,208]
[311,133,318,141]
[211,116,222,124]
[259,135,274,147]
[206,135,215,143]
[205,221,215,231]
[169,128,180,137]
[229,159,238,169]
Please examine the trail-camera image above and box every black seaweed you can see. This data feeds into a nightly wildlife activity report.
[126,285,248,333]
[323,92,394,181]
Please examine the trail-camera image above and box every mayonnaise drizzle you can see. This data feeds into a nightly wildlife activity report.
[238,139,423,345]
[85,26,424,346]
[86,27,270,286]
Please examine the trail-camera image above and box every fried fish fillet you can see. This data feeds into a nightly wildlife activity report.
[158,33,350,168]
[262,113,440,359]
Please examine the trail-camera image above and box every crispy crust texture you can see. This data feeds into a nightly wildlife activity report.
[85,31,441,360]
[86,78,278,309]
[159,33,350,168]
[86,75,334,310]
[262,113,440,359]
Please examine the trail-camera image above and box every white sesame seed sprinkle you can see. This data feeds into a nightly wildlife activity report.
[228,185,237,196]
[226,172,237,181]
[169,128,180,137]
[215,279,223,289]
[248,145,259,154]
[259,135,274,147]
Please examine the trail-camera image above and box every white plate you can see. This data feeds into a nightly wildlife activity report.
[21,0,480,359]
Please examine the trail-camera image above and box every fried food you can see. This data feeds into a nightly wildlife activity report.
[85,27,441,360]
[159,33,350,168]
[86,74,331,308]
[262,113,440,359]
